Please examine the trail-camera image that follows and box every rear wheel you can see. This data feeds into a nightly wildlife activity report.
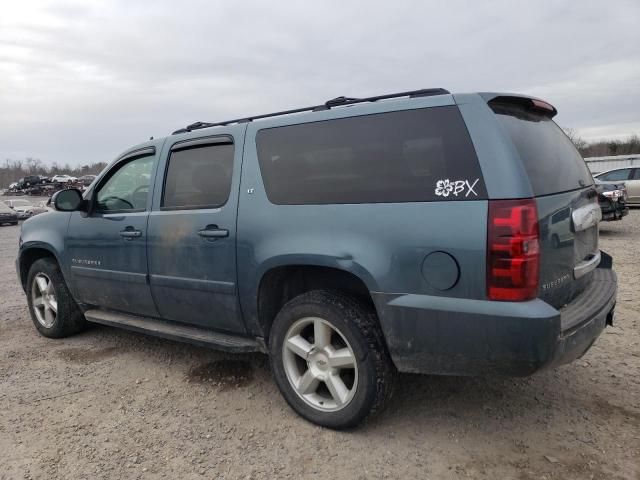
[269,290,395,429]
[26,258,86,338]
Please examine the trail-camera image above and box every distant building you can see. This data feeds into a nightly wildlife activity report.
[584,154,640,174]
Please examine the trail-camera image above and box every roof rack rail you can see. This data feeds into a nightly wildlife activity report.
[171,87,450,135]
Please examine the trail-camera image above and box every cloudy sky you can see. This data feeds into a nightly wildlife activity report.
[1,0,639,166]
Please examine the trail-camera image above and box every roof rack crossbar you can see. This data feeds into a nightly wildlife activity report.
[171,87,450,134]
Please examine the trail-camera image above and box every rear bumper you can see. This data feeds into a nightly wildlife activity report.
[373,257,617,376]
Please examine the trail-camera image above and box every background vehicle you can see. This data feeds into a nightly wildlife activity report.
[51,174,77,183]
[0,202,19,225]
[78,175,96,186]
[594,179,629,221]
[33,200,54,214]
[17,89,617,429]
[3,199,36,219]
[16,175,49,190]
[19,176,39,188]
[595,168,640,205]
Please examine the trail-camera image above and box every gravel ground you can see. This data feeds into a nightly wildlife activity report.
[1,209,639,480]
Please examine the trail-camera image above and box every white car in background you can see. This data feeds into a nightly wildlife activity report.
[32,200,53,214]
[0,202,19,225]
[595,167,640,205]
[51,174,77,183]
[3,199,49,218]
[3,199,40,219]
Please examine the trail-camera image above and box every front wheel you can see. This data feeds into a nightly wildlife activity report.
[26,258,86,338]
[269,290,396,429]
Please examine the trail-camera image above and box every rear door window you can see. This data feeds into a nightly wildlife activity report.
[256,106,487,204]
[162,143,234,209]
[490,102,594,196]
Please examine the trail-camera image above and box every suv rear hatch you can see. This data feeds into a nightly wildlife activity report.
[488,96,599,312]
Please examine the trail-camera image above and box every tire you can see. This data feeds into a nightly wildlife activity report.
[26,257,86,338]
[269,290,396,429]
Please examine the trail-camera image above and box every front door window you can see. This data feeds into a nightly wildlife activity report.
[95,155,154,212]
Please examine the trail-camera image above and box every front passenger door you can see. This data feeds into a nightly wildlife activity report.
[66,148,159,317]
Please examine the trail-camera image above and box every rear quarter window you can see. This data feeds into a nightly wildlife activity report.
[256,106,487,205]
[490,102,594,196]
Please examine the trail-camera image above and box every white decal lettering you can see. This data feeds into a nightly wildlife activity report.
[434,178,481,198]
[452,181,466,196]
[465,178,479,197]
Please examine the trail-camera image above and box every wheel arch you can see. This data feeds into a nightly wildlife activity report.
[18,244,62,292]
[255,262,379,342]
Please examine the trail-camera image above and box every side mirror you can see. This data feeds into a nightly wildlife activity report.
[53,188,85,212]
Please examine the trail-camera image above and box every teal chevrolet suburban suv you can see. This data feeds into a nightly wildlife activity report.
[17,88,617,428]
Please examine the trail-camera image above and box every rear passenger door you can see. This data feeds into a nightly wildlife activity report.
[147,127,246,333]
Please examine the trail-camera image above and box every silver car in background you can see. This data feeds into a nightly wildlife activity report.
[2,199,48,219]
[0,202,19,225]
[595,167,640,205]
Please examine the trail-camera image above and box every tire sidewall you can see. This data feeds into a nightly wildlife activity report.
[269,294,379,429]
[26,258,79,338]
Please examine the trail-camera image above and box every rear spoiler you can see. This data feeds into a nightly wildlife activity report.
[482,93,558,118]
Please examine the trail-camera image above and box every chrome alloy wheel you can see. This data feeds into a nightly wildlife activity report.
[282,317,358,411]
[31,273,58,328]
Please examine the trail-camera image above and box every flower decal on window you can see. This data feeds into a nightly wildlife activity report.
[435,179,454,197]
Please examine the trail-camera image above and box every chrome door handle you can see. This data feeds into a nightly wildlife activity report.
[119,229,142,239]
[197,226,229,239]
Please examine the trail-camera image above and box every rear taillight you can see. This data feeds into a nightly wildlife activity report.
[487,199,540,301]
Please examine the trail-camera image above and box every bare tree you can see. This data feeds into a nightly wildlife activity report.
[563,128,588,152]
[563,130,640,157]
